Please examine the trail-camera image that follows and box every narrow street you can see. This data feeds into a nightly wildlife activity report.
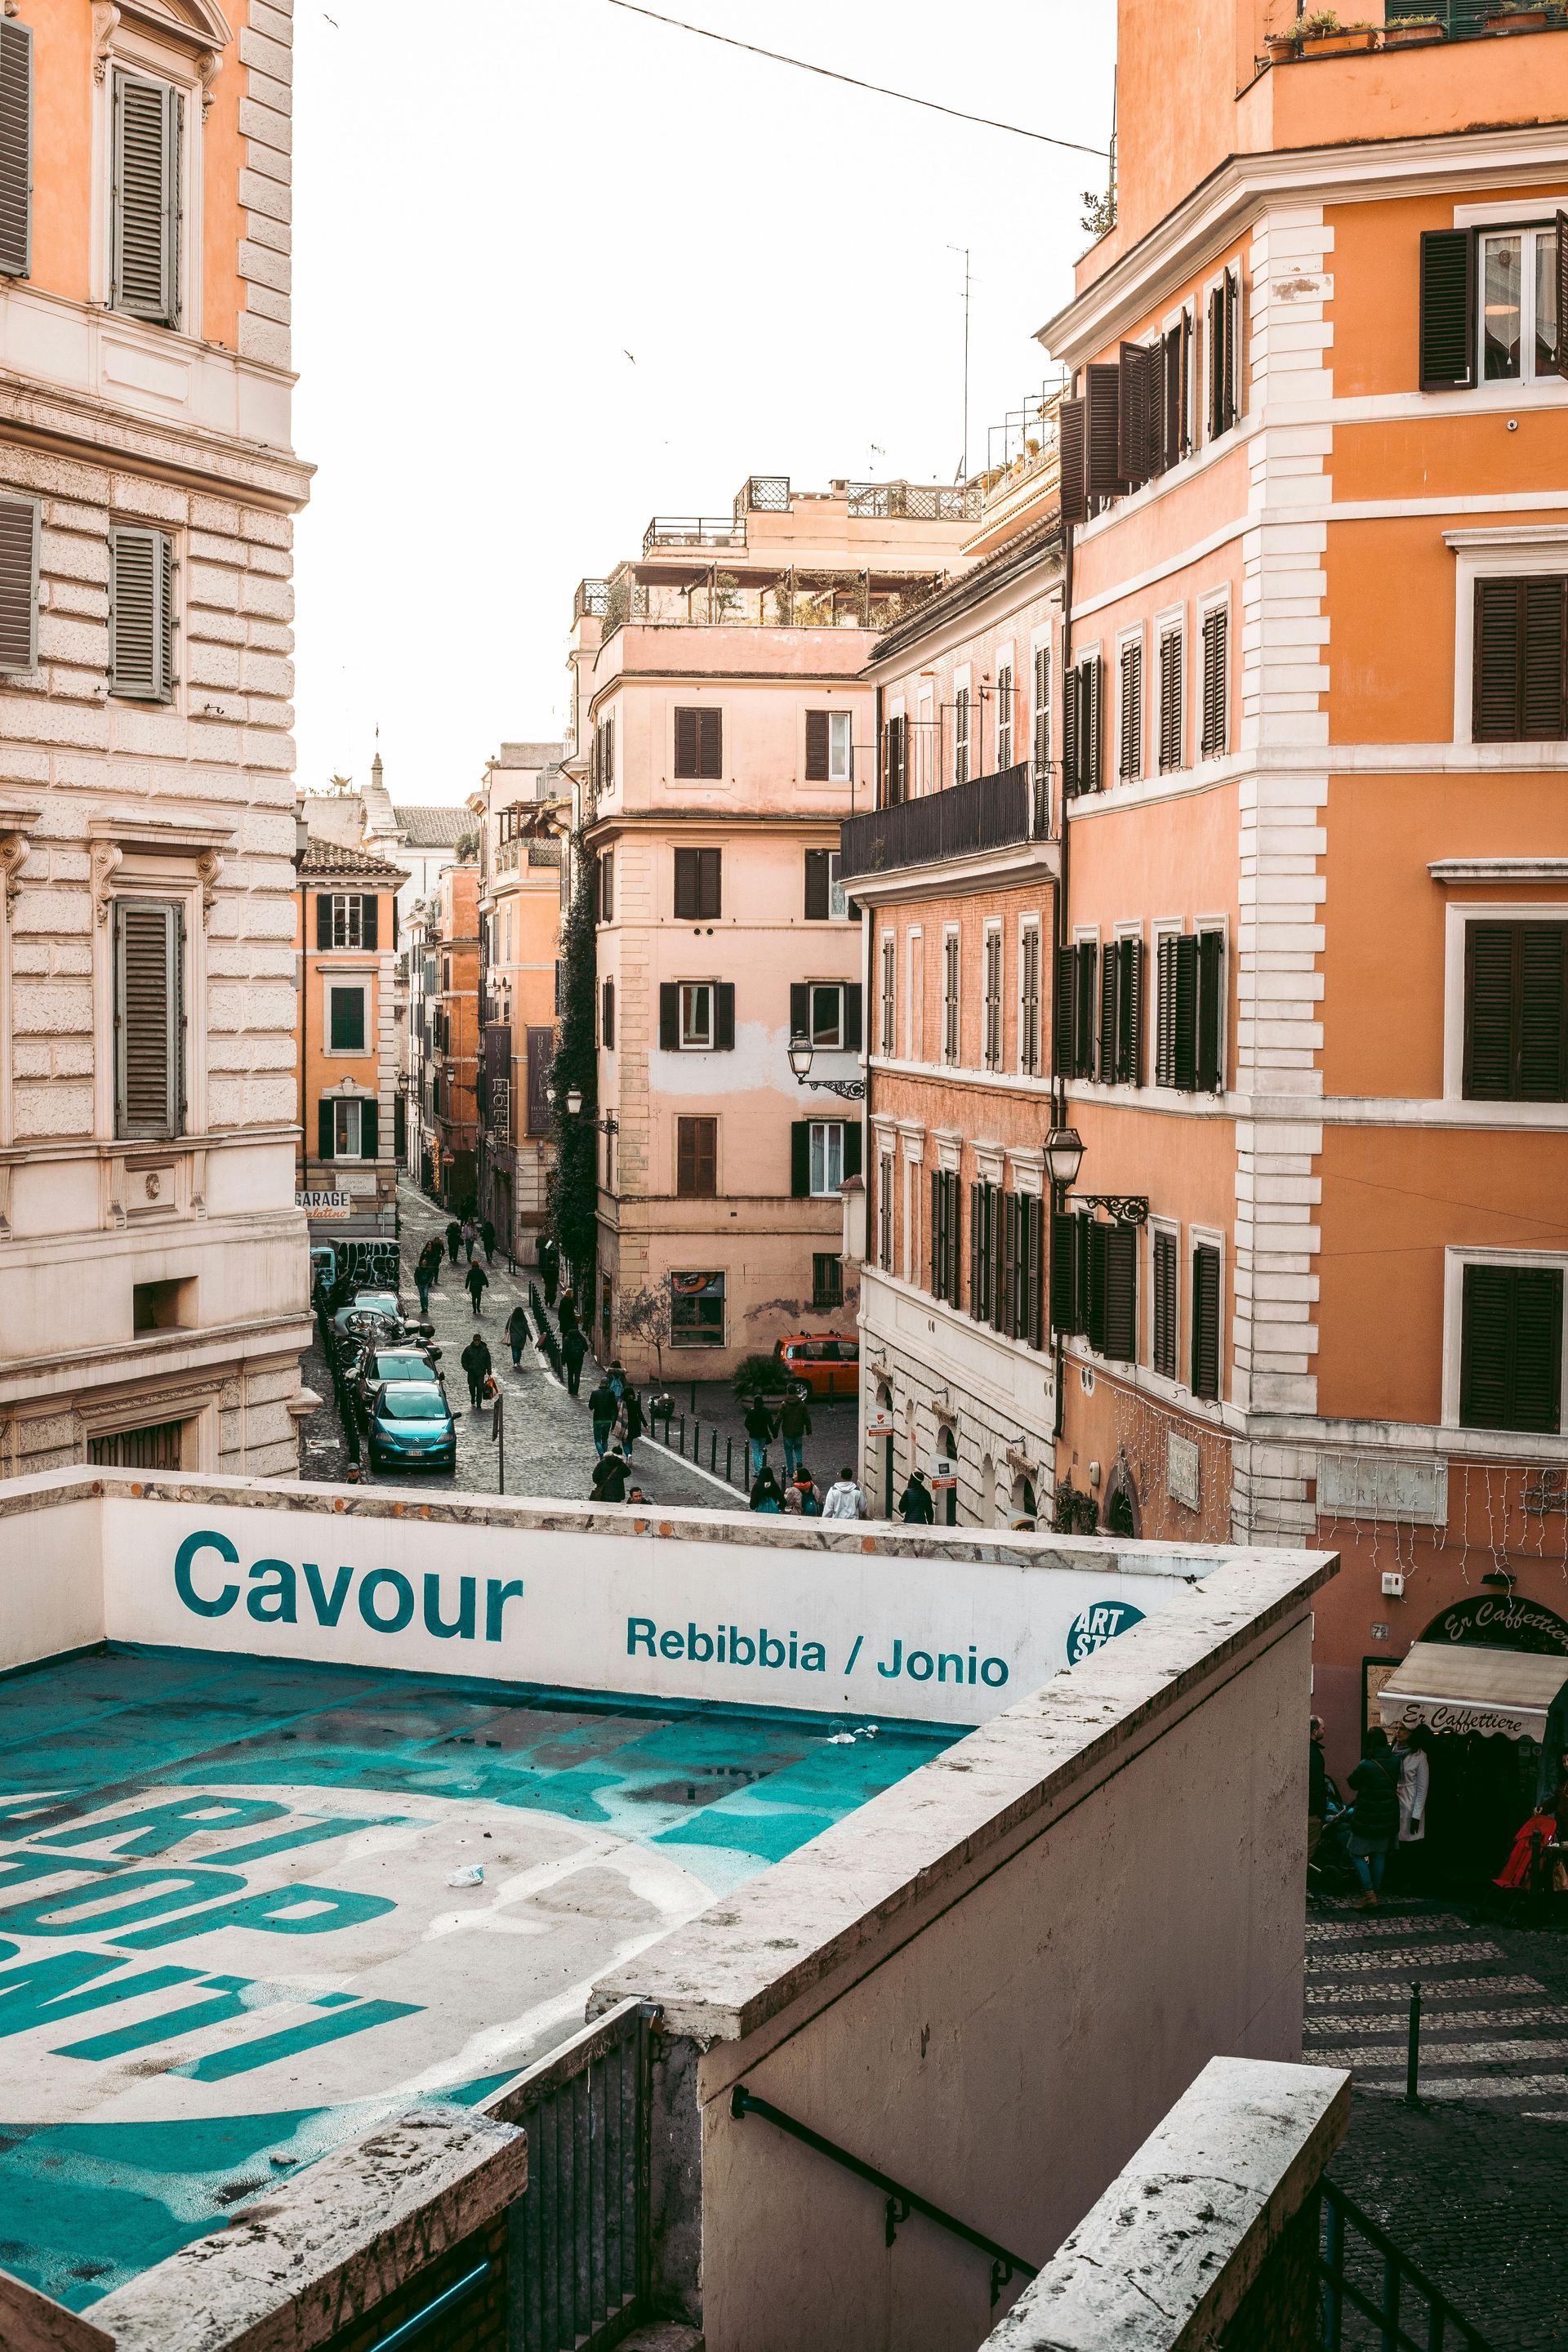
[298,1178,725,1512]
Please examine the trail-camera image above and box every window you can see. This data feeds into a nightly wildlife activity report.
[1004,1193,1045,1347]
[670,1270,725,1348]
[599,850,614,921]
[1054,938,1098,1080]
[0,494,37,671]
[1472,577,1567,742]
[1162,310,1194,467]
[791,1118,862,1198]
[877,1153,894,1270]
[317,1096,379,1163]
[804,848,834,920]
[674,847,722,919]
[1459,1263,1562,1434]
[953,685,972,786]
[969,1180,1005,1328]
[1062,654,1102,796]
[88,1419,185,1471]
[109,528,175,702]
[1191,1242,1222,1400]
[884,712,908,804]
[1098,936,1145,1086]
[1151,1225,1178,1380]
[1421,216,1566,393]
[813,1252,844,1310]
[915,688,934,795]
[1200,605,1229,759]
[930,1169,962,1304]
[595,715,615,792]
[317,894,379,951]
[982,925,1003,1071]
[880,933,896,1055]
[1118,639,1143,779]
[1463,921,1568,1100]
[679,982,712,1049]
[1158,626,1184,771]
[791,981,860,1051]
[112,71,180,327]
[907,929,924,1060]
[601,977,616,1050]
[328,983,368,1053]
[1031,642,1051,768]
[659,980,734,1051]
[1155,930,1224,1093]
[1052,1214,1136,1359]
[996,662,1014,769]
[0,18,31,282]
[676,1116,718,1197]
[942,930,961,1065]
[114,898,184,1139]
[1206,266,1241,439]
[1019,923,1042,1076]
[674,706,723,778]
[806,708,853,782]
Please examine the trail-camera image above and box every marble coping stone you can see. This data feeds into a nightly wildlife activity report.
[590,1549,1335,2042]
[983,2056,1351,2350]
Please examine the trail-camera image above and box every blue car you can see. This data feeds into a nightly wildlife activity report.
[366,1380,457,1475]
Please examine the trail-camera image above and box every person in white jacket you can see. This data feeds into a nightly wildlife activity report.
[821,1465,866,1519]
[1396,1726,1432,1891]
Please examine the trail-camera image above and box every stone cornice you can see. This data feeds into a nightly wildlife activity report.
[0,372,312,510]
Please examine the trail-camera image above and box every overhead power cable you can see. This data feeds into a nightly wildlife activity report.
[602,1,1110,158]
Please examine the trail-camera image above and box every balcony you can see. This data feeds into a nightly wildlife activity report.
[643,514,747,555]
[837,761,1050,882]
[845,479,981,521]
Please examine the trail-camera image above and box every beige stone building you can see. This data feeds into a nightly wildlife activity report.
[470,741,565,1264]
[0,0,312,1477]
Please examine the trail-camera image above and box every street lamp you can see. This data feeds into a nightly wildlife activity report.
[1046,1123,1147,1226]
[786,1031,865,1103]
[786,1032,813,1082]
[1044,1125,1085,1194]
[566,1085,584,1117]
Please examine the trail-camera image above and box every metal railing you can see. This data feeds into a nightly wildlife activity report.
[574,579,611,621]
[642,514,747,554]
[845,479,981,520]
[489,2002,651,2352]
[732,2085,1036,2309]
[1319,2180,1493,2351]
[837,760,1050,881]
[737,474,790,513]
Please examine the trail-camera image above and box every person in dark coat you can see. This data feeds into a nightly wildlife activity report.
[614,1384,644,1459]
[538,1235,560,1307]
[743,1397,777,1478]
[413,1242,436,1318]
[560,1323,587,1398]
[1345,1727,1401,1909]
[558,1290,579,1339]
[465,1261,488,1316]
[750,1466,785,1513]
[591,1450,630,1504]
[898,1470,935,1525]
[445,1218,461,1266]
[506,1303,532,1368]
[460,1332,492,1410]
[1307,1716,1336,1863]
[480,1217,497,1265]
[778,1389,813,1481]
[588,1377,618,1457]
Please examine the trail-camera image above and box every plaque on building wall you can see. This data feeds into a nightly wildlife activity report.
[1167,1430,1200,1514]
[1316,1454,1448,1525]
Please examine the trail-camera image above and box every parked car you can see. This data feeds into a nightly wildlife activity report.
[365,1381,457,1474]
[332,1290,402,1339]
[771,1333,860,1400]
[352,1345,443,1426]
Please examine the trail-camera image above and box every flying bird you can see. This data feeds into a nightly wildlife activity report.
[624,350,637,364]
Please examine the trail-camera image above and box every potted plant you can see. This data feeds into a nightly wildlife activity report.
[1299,11,1379,50]
[1381,13,1445,42]
[1264,26,1300,60]
[1483,1,1555,28]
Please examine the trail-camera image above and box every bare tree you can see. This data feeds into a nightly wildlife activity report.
[617,1283,671,1385]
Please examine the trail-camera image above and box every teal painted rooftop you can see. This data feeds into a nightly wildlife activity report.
[0,1645,956,2310]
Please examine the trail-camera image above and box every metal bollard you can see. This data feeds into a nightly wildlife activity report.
[726,1437,733,1486]
[1405,1980,1422,2106]
[678,1416,685,1456]
[710,1428,717,1472]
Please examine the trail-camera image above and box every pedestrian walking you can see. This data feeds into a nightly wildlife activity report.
[743,1396,777,1479]
[898,1469,935,1525]
[506,1303,532,1370]
[778,1388,813,1481]
[558,1290,579,1339]
[588,1376,618,1458]
[784,1467,821,1517]
[614,1384,644,1460]
[538,1234,560,1307]
[750,1466,785,1514]
[414,1248,434,1318]
[1345,1727,1401,1909]
[561,1323,587,1398]
[465,1261,488,1316]
[1307,1715,1337,1864]
[590,1449,630,1504]
[445,1218,461,1266]
[461,1216,479,1265]
[608,1359,628,1401]
[822,1466,866,1520]
[1393,1725,1432,1890]
[480,1216,497,1266]
[460,1332,492,1411]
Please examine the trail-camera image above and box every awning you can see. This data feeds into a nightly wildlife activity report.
[1378,1642,1568,1742]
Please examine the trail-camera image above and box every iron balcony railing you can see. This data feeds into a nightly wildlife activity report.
[845,479,982,520]
[837,760,1052,882]
[574,578,611,621]
[642,514,747,555]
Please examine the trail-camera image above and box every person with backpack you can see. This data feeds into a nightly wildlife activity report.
[743,1396,777,1479]
[413,1241,438,1318]
[506,1303,532,1370]
[590,1449,630,1504]
[778,1388,813,1481]
[784,1467,821,1516]
[460,1331,492,1410]
[750,1466,785,1513]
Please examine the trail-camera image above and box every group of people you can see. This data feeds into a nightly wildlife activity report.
[1310,1717,1431,1909]
[587,1361,644,1507]
[739,1390,866,1518]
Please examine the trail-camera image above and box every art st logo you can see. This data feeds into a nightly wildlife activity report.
[1065,1601,1145,1663]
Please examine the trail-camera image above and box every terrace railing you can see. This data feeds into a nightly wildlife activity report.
[837,760,1049,882]
[845,479,982,520]
[643,514,747,554]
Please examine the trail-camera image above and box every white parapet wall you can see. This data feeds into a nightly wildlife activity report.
[2,1469,1271,1726]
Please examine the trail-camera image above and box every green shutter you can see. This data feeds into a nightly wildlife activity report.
[843,1120,862,1180]
[791,1121,811,1198]
[113,72,179,325]
[1192,1245,1221,1400]
[1118,938,1144,1086]
[318,1101,335,1160]
[1049,1210,1081,1335]
[1461,1264,1563,1434]
[114,899,182,1139]
[714,981,734,1050]
[1102,1224,1137,1362]
[1419,228,1474,392]
[0,19,32,281]
[363,893,379,951]
[1098,943,1118,1083]
[804,849,831,919]
[361,1100,379,1160]
[1196,931,1224,1094]
[1152,1227,1177,1379]
[1557,212,1568,379]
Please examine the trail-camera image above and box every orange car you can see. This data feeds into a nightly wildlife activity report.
[772,1333,860,1400]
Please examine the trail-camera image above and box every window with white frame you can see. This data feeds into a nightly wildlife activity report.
[808,1120,845,1196]
[1479,225,1560,384]
[333,1098,372,1160]
[1019,920,1042,1076]
[982,923,1003,1071]
[942,929,961,1064]
[327,894,365,950]
[877,1152,894,1269]
[954,685,972,786]
[806,707,853,782]
[1450,1251,1565,1435]
[1199,600,1229,760]
[1118,632,1143,781]
[996,657,1015,770]
[110,69,184,330]
[679,982,713,1049]
[1031,639,1051,769]
[327,981,368,1054]
[806,982,844,1048]
[880,932,896,1055]
[907,929,924,1060]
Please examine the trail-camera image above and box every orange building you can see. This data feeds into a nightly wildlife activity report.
[470,742,566,1264]
[1029,0,1568,1784]
[427,859,481,1215]
[296,838,403,1240]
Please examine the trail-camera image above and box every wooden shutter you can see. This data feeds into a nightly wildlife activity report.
[1472,578,1566,742]
[679,1117,716,1197]
[1058,395,1087,527]
[789,982,810,1040]
[697,847,722,918]
[1192,1245,1221,1399]
[1025,1198,1045,1349]
[1222,269,1240,430]
[1118,938,1144,1085]
[714,981,735,1050]
[658,982,679,1050]
[1472,579,1521,741]
[1464,922,1568,1102]
[1102,1224,1137,1361]
[843,1121,862,1180]
[1557,212,1568,379]
[1074,940,1097,1080]
[112,73,179,324]
[1518,925,1568,1101]
[969,1184,984,1320]
[1061,661,1080,796]
[1054,944,1076,1072]
[1419,228,1475,392]
[1461,1264,1563,1434]
[1047,1209,1076,1335]
[602,978,616,1049]
[843,983,863,1051]
[1082,654,1103,792]
[697,707,723,779]
[804,849,831,920]
[0,19,31,280]
[1085,1219,1107,1352]
[1521,578,1568,741]
[1200,607,1228,757]
[1118,343,1152,488]
[674,709,700,777]
[1119,640,1142,777]
[316,893,333,951]
[1156,933,1178,1087]
[805,710,831,781]
[1158,629,1183,771]
[1085,363,1123,502]
[1098,942,1118,1081]
[109,528,172,702]
[1196,930,1224,1093]
[1152,1227,1177,1379]
[0,493,35,671]
[318,1101,335,1160]
[1160,323,1183,472]
[114,898,182,1140]
[674,847,697,917]
[1206,283,1224,439]
[362,893,379,951]
[361,1100,379,1160]
[791,1122,811,1198]
[1172,933,1200,1091]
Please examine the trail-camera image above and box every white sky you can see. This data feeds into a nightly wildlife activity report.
[290,1,1117,805]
